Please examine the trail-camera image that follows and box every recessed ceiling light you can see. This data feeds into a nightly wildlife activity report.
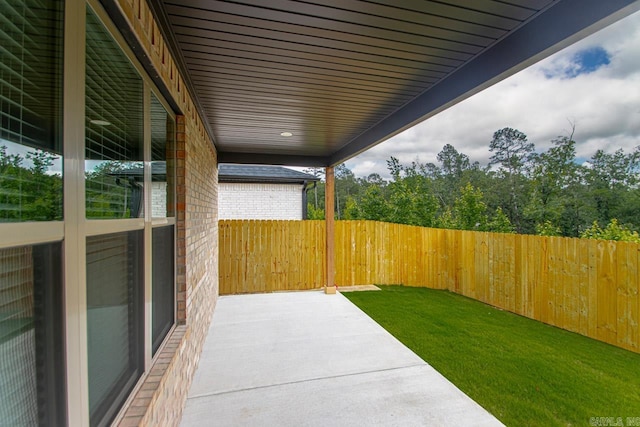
[280,132,293,137]
[90,119,111,126]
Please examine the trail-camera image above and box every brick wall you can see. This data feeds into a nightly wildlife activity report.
[219,183,304,220]
[113,0,219,426]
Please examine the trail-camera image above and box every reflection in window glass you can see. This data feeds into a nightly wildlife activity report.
[152,225,174,355]
[0,243,65,425]
[0,0,64,222]
[150,95,176,352]
[151,95,175,218]
[85,9,143,219]
[86,231,143,426]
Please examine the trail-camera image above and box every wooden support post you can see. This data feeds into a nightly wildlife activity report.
[325,166,336,294]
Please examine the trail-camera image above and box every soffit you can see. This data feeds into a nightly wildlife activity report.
[154,0,640,166]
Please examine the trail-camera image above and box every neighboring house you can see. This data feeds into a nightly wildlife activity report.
[110,162,172,218]
[113,163,320,220]
[218,164,319,220]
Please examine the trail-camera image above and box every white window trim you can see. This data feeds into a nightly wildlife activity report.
[85,218,145,236]
[64,0,89,425]
[152,217,177,227]
[0,222,64,249]
[143,84,154,370]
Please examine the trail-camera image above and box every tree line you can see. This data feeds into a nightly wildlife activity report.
[0,145,135,221]
[0,145,62,221]
[305,127,640,242]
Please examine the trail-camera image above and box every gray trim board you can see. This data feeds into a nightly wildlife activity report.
[218,152,330,167]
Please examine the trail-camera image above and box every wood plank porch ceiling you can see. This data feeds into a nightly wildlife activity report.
[155,0,640,166]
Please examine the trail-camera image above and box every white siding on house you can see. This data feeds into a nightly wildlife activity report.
[218,183,304,220]
[151,182,167,218]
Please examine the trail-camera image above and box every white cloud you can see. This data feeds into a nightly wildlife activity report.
[346,10,640,179]
[351,160,381,178]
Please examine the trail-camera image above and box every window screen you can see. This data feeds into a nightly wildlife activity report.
[0,243,65,426]
[0,0,63,222]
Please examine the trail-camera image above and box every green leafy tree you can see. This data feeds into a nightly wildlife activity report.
[437,143,470,178]
[437,207,456,229]
[0,146,62,221]
[580,219,640,243]
[306,203,325,220]
[335,164,362,219]
[85,161,133,218]
[525,133,589,236]
[452,183,488,231]
[385,159,439,227]
[343,197,359,220]
[535,220,562,237]
[489,127,534,232]
[356,185,391,221]
[488,207,514,233]
[299,130,640,240]
[584,148,640,228]
[435,144,472,205]
[489,128,534,176]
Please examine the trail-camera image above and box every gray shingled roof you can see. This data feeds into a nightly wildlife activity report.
[218,164,320,184]
[113,163,320,184]
[113,162,167,180]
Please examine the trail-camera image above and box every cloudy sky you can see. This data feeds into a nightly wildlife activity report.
[344,10,640,179]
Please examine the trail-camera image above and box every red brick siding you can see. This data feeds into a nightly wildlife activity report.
[113,0,219,425]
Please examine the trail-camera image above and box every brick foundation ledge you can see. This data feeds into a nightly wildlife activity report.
[117,325,194,426]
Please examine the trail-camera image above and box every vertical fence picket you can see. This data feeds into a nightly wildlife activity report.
[598,241,618,345]
[616,241,636,351]
[577,237,590,335]
[565,237,580,333]
[514,234,523,316]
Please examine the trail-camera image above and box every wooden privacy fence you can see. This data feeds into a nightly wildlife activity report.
[218,220,326,293]
[219,220,640,353]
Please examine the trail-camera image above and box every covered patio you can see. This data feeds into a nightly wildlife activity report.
[3,1,640,426]
[180,291,502,426]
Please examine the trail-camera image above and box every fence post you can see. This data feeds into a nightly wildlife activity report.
[325,166,336,294]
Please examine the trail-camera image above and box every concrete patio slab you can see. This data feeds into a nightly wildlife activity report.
[180,291,504,426]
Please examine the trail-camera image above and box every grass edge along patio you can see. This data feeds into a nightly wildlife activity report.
[345,286,640,426]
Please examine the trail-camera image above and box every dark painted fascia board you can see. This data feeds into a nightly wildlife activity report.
[217,152,330,167]
[219,177,315,184]
[329,0,640,166]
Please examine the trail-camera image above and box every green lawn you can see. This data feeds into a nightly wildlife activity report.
[343,286,640,427]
